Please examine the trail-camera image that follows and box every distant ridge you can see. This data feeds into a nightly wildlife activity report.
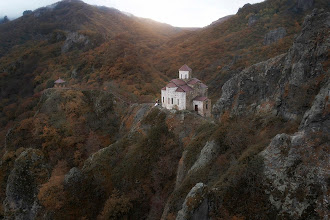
[210,15,234,26]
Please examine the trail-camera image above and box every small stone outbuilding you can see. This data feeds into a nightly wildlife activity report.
[54,78,66,88]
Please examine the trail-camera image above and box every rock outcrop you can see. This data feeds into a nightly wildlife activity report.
[260,79,329,219]
[61,32,90,53]
[213,9,329,121]
[176,183,208,220]
[188,141,219,173]
[3,149,49,220]
[263,27,287,45]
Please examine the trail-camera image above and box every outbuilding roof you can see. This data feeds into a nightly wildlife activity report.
[55,78,66,84]
[193,96,208,101]
[200,83,208,88]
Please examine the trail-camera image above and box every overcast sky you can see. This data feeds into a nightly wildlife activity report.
[0,0,264,27]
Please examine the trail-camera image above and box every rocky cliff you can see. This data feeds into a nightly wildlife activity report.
[261,79,329,218]
[213,9,329,122]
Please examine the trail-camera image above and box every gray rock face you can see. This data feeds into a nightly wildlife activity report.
[176,183,209,220]
[189,141,219,173]
[213,10,329,121]
[64,167,82,186]
[61,32,90,53]
[299,79,330,130]
[260,81,329,218]
[261,130,329,218]
[3,149,49,220]
[264,27,287,45]
[212,54,286,119]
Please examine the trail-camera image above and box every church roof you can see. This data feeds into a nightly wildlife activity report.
[187,78,200,85]
[55,78,66,84]
[166,82,177,88]
[175,87,185,92]
[165,77,204,93]
[179,64,192,72]
[188,78,208,87]
[171,79,186,86]
[193,96,208,101]
[180,85,194,92]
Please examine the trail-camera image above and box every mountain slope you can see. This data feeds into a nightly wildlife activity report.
[0,1,329,219]
[0,0,186,141]
[153,0,329,98]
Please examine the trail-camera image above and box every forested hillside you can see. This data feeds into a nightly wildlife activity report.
[0,0,329,219]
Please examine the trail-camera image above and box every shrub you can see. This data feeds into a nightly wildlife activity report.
[99,190,132,220]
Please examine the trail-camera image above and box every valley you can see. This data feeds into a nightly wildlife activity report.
[0,0,329,219]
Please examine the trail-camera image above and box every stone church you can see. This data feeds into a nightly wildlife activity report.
[161,64,211,117]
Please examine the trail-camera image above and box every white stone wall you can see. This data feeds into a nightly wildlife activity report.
[161,89,167,108]
[192,99,211,117]
[162,88,186,110]
[179,70,191,79]
[193,100,204,115]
